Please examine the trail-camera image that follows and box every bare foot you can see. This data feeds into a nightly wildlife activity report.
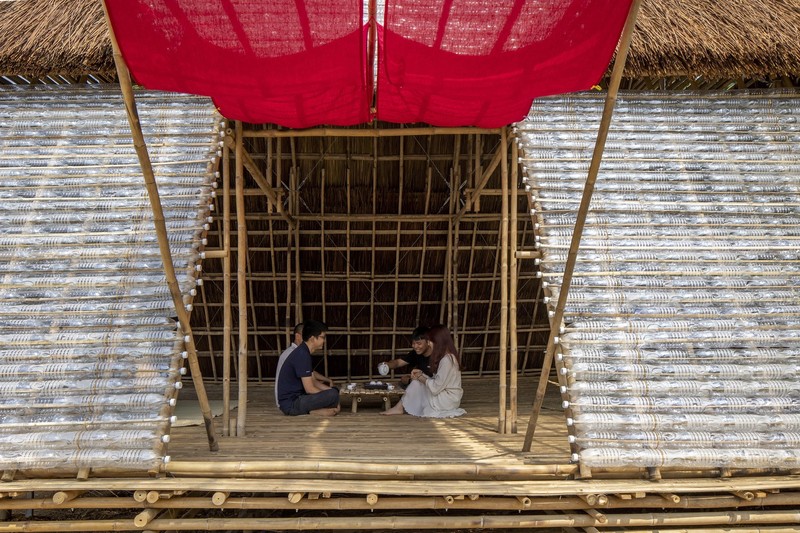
[380,404,405,416]
[310,407,339,417]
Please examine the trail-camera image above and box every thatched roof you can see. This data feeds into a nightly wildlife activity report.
[0,0,799,81]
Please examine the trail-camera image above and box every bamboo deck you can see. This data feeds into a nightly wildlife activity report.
[168,376,570,467]
[3,377,800,530]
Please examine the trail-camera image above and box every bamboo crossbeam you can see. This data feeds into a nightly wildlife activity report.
[165,461,577,479]
[522,0,643,453]
[235,144,294,228]
[7,492,800,512]
[244,127,502,138]
[100,0,218,452]
[458,145,504,221]
[5,509,800,532]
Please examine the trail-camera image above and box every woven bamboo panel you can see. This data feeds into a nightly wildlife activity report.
[0,85,221,472]
[517,90,800,468]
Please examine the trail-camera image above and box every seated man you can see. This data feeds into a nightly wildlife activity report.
[378,326,433,387]
[275,322,335,409]
[276,320,340,416]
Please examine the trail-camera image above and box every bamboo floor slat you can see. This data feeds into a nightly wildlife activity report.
[168,376,570,466]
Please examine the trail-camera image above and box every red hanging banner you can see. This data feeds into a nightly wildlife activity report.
[377,0,633,127]
[105,0,370,128]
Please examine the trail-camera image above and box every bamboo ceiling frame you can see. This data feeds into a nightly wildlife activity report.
[522,0,643,457]
[100,1,218,452]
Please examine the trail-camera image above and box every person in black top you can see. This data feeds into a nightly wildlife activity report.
[377,326,433,387]
[276,320,340,416]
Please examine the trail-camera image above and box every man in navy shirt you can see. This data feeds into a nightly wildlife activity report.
[276,320,340,416]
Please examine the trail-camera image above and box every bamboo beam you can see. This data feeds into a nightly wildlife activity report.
[236,145,294,228]
[244,127,502,138]
[166,461,577,479]
[498,127,509,434]
[522,0,643,452]
[459,144,503,221]
[235,121,248,437]
[8,492,800,513]
[5,509,800,532]
[100,1,218,452]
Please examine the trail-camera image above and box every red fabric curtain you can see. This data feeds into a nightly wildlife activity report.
[106,1,632,128]
[105,0,370,128]
[377,0,633,127]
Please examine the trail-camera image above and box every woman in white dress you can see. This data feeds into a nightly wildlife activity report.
[381,325,465,418]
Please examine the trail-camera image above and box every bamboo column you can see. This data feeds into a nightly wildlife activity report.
[235,121,248,437]
[450,135,461,345]
[100,2,218,451]
[222,131,232,436]
[522,0,643,452]
[509,139,519,433]
[498,127,509,434]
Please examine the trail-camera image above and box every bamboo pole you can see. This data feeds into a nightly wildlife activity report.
[458,145,503,222]
[321,167,328,376]
[165,461,577,479]
[235,121,248,437]
[369,135,378,372]
[5,509,800,532]
[245,127,502,138]
[346,167,352,379]
[100,1,218,451]
[293,170,302,328]
[415,167,433,326]
[10,492,800,513]
[522,0,643,452]
[237,146,293,227]
[479,234,502,376]
[392,137,404,359]
[498,127,509,434]
[510,138,519,433]
[450,134,462,343]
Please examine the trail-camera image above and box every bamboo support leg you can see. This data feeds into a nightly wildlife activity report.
[101,1,218,451]
[522,0,643,452]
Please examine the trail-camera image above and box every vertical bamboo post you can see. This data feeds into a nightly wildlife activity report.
[235,121,248,437]
[392,137,404,358]
[222,130,232,436]
[522,0,643,451]
[510,138,519,433]
[321,167,329,376]
[498,127,509,434]
[277,135,292,345]
[346,167,353,379]
[416,166,433,326]
[369,135,378,374]
[292,165,302,327]
[100,2,218,451]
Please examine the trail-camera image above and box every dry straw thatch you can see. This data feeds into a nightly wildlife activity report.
[0,0,799,80]
[0,0,113,78]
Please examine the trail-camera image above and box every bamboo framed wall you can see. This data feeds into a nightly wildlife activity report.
[189,126,550,383]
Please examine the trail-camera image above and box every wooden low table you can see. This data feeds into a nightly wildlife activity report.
[340,384,405,412]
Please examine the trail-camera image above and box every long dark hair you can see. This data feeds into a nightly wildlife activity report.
[426,325,462,374]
